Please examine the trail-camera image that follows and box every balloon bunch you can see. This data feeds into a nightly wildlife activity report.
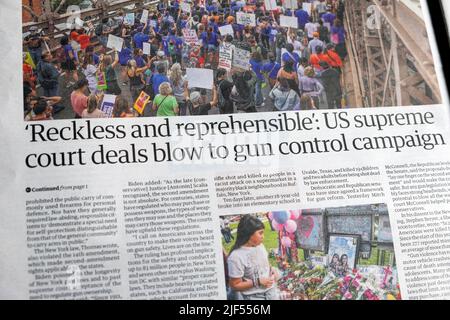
[269,210,301,249]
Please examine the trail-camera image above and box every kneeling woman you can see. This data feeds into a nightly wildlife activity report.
[227,215,280,300]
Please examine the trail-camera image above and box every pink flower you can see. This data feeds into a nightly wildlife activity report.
[344,291,353,300]
[344,275,352,284]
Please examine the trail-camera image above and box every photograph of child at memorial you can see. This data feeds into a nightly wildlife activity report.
[22,0,442,121]
[221,204,402,300]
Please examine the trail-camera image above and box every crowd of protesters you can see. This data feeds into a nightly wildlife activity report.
[22,0,346,121]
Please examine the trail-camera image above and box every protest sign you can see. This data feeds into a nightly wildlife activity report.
[180,2,191,13]
[106,35,124,52]
[124,13,135,25]
[219,25,234,37]
[100,94,116,118]
[280,15,299,29]
[133,91,151,115]
[143,42,151,55]
[140,9,149,24]
[219,44,234,71]
[284,0,298,10]
[236,12,256,26]
[186,68,214,89]
[303,2,312,15]
[232,47,251,70]
[264,0,277,11]
[182,29,199,47]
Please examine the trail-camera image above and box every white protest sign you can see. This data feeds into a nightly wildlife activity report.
[186,68,214,89]
[264,0,277,11]
[106,35,124,52]
[140,9,149,24]
[303,2,312,15]
[236,12,256,27]
[143,42,151,55]
[219,24,234,37]
[100,94,116,118]
[150,20,157,28]
[232,47,251,70]
[182,29,199,47]
[219,44,234,71]
[125,13,135,25]
[75,17,84,29]
[284,0,298,10]
[280,15,298,29]
[180,2,191,13]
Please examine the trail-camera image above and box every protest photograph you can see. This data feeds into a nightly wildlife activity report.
[221,204,402,300]
[21,0,443,121]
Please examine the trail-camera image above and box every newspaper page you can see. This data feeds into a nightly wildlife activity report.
[1,0,450,302]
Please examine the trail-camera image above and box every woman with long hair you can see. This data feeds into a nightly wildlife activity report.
[112,95,134,118]
[127,59,148,103]
[169,63,187,116]
[269,77,300,111]
[81,54,98,94]
[70,79,89,118]
[82,93,106,118]
[227,215,279,300]
[277,60,300,96]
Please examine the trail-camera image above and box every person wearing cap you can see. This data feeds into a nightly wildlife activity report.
[23,26,50,67]
[183,81,218,116]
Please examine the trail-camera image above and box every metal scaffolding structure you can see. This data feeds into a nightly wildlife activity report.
[345,0,441,108]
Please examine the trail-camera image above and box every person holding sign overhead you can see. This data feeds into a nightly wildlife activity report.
[100,49,121,95]
[184,80,218,116]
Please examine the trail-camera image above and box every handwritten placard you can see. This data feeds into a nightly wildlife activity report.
[106,35,124,52]
[180,2,191,13]
[264,0,277,11]
[182,29,199,47]
[124,13,135,25]
[219,44,233,71]
[143,42,151,55]
[219,24,234,37]
[232,47,251,70]
[140,9,149,24]
[280,15,298,28]
[236,12,256,27]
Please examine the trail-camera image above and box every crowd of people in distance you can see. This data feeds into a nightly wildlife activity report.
[23,0,346,121]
